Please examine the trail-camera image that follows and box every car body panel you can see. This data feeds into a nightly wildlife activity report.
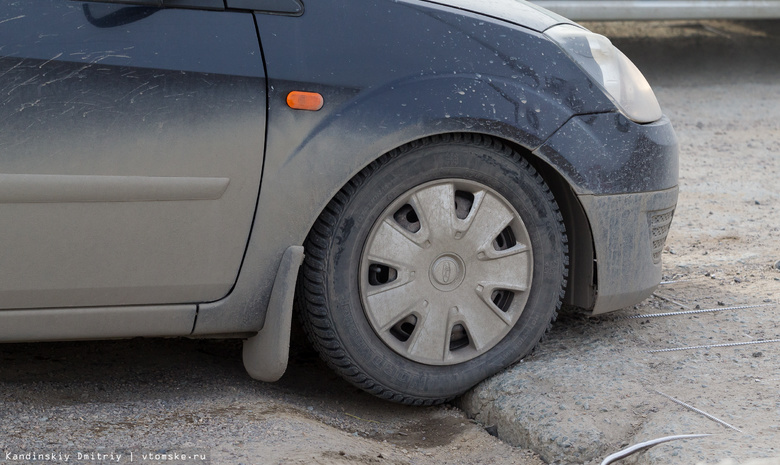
[534,113,678,311]
[579,186,678,314]
[0,305,196,342]
[534,114,679,196]
[0,1,266,309]
[194,0,619,334]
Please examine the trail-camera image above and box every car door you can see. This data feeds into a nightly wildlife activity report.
[0,0,267,309]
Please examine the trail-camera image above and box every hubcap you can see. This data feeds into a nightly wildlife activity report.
[359,179,533,365]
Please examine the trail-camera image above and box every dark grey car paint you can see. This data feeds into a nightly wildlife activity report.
[0,0,677,349]
[536,114,678,195]
[0,1,266,310]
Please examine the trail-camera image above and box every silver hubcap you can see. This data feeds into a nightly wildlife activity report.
[359,179,533,365]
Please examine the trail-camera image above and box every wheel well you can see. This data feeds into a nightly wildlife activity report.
[502,138,597,311]
[313,132,598,311]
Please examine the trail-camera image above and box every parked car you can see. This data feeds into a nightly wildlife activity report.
[0,0,677,404]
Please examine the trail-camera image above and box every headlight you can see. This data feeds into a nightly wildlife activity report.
[545,24,662,124]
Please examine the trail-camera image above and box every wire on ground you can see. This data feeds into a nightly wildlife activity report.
[653,390,743,433]
[622,304,772,321]
[647,338,780,354]
[600,434,711,465]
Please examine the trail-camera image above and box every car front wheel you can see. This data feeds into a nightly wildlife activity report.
[298,134,568,405]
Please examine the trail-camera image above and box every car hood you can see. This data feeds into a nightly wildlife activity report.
[420,0,574,32]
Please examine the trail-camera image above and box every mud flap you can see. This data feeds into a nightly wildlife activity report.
[242,245,304,382]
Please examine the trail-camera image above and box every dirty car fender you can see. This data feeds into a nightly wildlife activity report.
[193,0,617,334]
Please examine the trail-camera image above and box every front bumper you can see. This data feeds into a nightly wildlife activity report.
[579,187,678,314]
[534,112,679,314]
[534,113,678,196]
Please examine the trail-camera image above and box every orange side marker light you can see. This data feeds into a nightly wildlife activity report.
[287,91,324,111]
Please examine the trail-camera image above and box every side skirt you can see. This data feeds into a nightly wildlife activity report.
[0,305,196,342]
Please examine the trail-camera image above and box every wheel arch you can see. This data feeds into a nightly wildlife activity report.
[501,138,597,311]
[301,130,597,313]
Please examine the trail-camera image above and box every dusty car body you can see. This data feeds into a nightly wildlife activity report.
[0,0,677,403]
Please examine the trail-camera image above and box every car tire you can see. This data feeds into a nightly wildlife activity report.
[298,134,568,405]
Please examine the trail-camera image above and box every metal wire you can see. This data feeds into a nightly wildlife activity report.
[621,303,772,320]
[653,390,743,433]
[647,338,780,354]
